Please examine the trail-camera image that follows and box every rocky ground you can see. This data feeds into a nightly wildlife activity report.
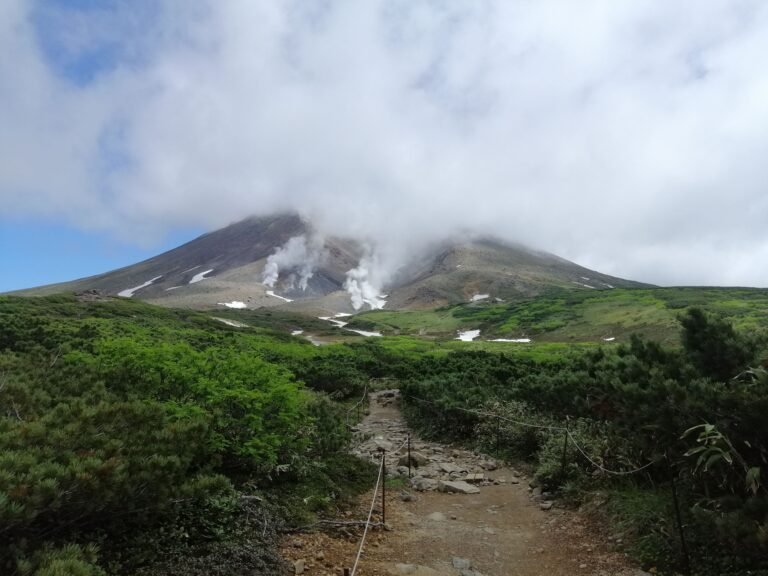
[281,390,648,576]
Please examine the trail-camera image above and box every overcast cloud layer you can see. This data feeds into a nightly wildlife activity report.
[3,0,768,286]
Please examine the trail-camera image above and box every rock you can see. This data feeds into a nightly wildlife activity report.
[480,459,498,471]
[294,559,306,575]
[439,480,480,494]
[540,501,554,511]
[390,564,441,576]
[399,490,416,502]
[315,551,324,560]
[452,557,472,570]
[290,539,303,548]
[464,473,485,483]
[374,439,394,451]
[438,462,462,473]
[398,452,428,467]
[410,476,438,491]
[427,511,447,521]
[509,476,520,484]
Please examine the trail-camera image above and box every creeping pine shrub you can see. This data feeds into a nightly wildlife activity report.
[16,544,106,576]
[474,400,554,461]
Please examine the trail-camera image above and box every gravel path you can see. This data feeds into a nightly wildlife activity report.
[281,390,648,576]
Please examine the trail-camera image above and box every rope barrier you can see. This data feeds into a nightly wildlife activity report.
[565,430,657,476]
[350,454,385,576]
[405,394,657,477]
[348,382,368,415]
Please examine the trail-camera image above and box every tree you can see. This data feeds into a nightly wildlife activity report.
[679,308,756,382]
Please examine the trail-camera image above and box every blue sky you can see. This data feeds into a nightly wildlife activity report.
[0,218,201,292]
[3,1,768,289]
[0,0,174,292]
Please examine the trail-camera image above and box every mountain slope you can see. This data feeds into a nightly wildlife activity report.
[11,214,649,311]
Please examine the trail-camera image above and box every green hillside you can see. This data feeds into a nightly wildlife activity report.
[2,292,768,575]
[349,287,768,344]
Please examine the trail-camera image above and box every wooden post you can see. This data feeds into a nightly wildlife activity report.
[669,459,692,576]
[560,430,569,477]
[381,450,386,525]
[407,433,412,478]
[495,417,501,453]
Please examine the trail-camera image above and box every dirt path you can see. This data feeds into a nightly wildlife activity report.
[281,391,647,576]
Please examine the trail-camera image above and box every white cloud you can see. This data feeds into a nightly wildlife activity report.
[2,0,768,285]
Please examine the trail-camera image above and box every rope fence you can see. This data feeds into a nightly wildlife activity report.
[349,454,385,576]
[405,394,659,476]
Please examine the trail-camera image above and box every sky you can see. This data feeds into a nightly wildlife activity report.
[2,0,768,292]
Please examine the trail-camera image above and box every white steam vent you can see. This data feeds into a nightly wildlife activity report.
[344,256,387,310]
[262,235,326,290]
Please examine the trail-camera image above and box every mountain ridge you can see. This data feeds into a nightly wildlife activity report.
[9,213,650,311]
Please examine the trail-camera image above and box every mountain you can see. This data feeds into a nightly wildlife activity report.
[11,213,649,311]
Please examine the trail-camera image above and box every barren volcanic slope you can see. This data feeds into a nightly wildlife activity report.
[11,214,648,311]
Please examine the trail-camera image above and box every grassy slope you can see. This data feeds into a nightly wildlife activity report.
[349,287,768,345]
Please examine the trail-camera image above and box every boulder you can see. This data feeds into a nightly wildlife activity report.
[398,451,429,467]
[438,480,480,495]
[410,476,438,491]
[452,557,472,570]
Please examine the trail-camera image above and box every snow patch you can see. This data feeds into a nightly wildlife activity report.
[165,286,181,291]
[189,269,214,284]
[471,294,490,302]
[491,338,532,343]
[602,337,616,342]
[212,317,248,328]
[571,281,596,289]
[291,330,304,336]
[602,282,615,289]
[218,301,247,309]
[581,276,591,281]
[118,276,162,298]
[266,290,293,303]
[318,316,349,328]
[456,329,481,342]
[346,329,383,338]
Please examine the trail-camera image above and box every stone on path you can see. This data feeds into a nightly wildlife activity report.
[426,511,447,522]
[438,480,481,495]
[374,438,394,451]
[389,564,441,576]
[399,451,429,467]
[293,558,305,575]
[452,557,472,569]
[438,462,463,473]
[410,476,438,491]
[464,473,484,483]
